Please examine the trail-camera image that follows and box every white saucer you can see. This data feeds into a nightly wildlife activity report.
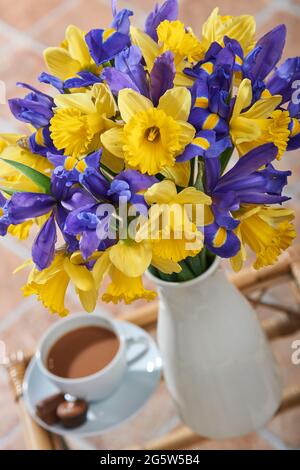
[23,321,162,437]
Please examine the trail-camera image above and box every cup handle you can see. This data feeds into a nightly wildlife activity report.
[125,336,149,366]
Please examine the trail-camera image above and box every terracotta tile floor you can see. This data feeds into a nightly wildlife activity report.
[0,0,300,450]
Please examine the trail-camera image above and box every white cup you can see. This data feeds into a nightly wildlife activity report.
[35,313,149,402]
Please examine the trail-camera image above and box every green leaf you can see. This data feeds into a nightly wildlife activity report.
[0,158,51,193]
[0,186,26,196]
[220,147,234,174]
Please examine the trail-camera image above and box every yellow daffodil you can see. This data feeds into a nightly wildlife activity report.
[130,22,198,87]
[1,212,50,241]
[23,251,98,316]
[231,206,296,272]
[0,134,53,192]
[102,266,157,304]
[44,25,99,81]
[230,80,291,158]
[101,87,195,176]
[7,220,33,240]
[50,83,118,158]
[0,135,53,240]
[201,8,256,55]
[157,20,204,65]
[136,180,212,262]
[89,219,184,305]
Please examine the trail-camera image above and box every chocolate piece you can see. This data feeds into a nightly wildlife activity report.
[57,399,88,429]
[36,393,65,425]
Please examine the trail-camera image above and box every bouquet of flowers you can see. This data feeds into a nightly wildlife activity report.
[0,0,298,316]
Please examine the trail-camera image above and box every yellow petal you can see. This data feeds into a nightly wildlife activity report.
[13,259,33,274]
[202,8,219,45]
[230,250,245,272]
[161,161,191,187]
[135,207,163,243]
[101,127,125,158]
[226,15,256,55]
[231,79,253,119]
[177,121,196,149]
[109,241,152,278]
[259,207,295,222]
[70,251,85,265]
[63,258,95,291]
[204,205,214,226]
[242,95,282,119]
[202,9,256,55]
[130,26,159,72]
[101,148,125,172]
[230,116,261,145]
[50,108,93,158]
[174,69,195,87]
[144,180,178,204]
[152,231,203,262]
[176,187,212,205]
[93,252,111,288]
[93,83,117,118]
[151,255,182,274]
[158,87,192,121]
[230,227,246,272]
[118,88,153,123]
[102,267,156,304]
[66,25,91,67]
[54,91,95,114]
[8,221,33,240]
[76,288,98,313]
[24,269,70,317]
[43,47,81,80]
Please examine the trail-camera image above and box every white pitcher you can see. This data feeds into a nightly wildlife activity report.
[148,258,282,439]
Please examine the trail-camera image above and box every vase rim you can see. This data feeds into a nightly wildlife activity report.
[146,257,221,288]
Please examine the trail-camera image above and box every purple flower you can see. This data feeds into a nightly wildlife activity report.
[202,143,291,258]
[267,57,300,103]
[86,28,131,66]
[85,5,133,66]
[111,7,133,35]
[107,180,131,201]
[47,150,101,182]
[29,125,62,157]
[39,72,64,92]
[6,193,55,225]
[288,103,300,150]
[150,51,175,106]
[177,130,232,163]
[32,213,57,271]
[145,0,178,41]
[64,169,157,259]
[79,167,110,200]
[0,193,10,236]
[109,170,157,206]
[4,168,93,269]
[64,204,112,260]
[204,220,241,258]
[187,44,236,136]
[207,144,290,208]
[102,46,148,96]
[244,25,286,83]
[9,83,54,128]
[64,71,102,89]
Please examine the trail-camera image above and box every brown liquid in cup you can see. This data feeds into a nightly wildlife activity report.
[46,326,120,379]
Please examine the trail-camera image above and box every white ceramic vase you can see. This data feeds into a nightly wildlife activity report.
[149,258,282,439]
